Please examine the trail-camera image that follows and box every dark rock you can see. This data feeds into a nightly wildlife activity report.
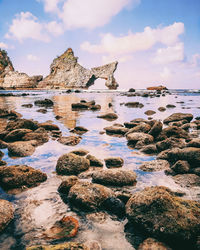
[0,140,7,149]
[6,118,38,131]
[125,102,144,108]
[139,160,170,172]
[86,154,103,167]
[21,104,33,108]
[56,153,90,175]
[39,122,59,131]
[0,199,14,233]
[27,242,85,250]
[187,139,200,148]
[68,182,114,211]
[163,113,193,124]
[140,144,158,154]
[0,160,6,166]
[126,186,200,247]
[126,123,151,134]
[37,109,47,114]
[158,107,166,112]
[70,149,89,156]
[148,121,163,138]
[173,174,200,188]
[58,176,79,194]
[34,99,53,107]
[126,132,154,148]
[0,165,47,190]
[97,113,118,121]
[102,197,125,218]
[104,157,124,168]
[156,138,186,152]
[22,130,49,145]
[144,110,156,116]
[55,115,62,120]
[166,104,176,108]
[90,104,101,110]
[4,128,32,142]
[128,88,135,92]
[171,160,191,174]
[70,126,88,135]
[124,122,139,129]
[58,136,81,146]
[104,126,129,136]
[157,126,189,140]
[92,169,137,187]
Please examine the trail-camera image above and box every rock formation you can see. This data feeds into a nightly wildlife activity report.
[38,48,118,89]
[0,49,42,89]
[147,85,168,91]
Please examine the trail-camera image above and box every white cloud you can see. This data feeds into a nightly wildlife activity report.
[102,54,132,64]
[45,21,64,36]
[160,67,172,79]
[5,12,50,42]
[81,22,184,56]
[153,43,184,64]
[27,54,39,61]
[59,0,138,29]
[0,42,8,49]
[191,54,200,67]
[38,0,62,14]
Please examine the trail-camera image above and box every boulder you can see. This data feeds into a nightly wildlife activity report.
[6,119,38,131]
[68,182,114,211]
[92,169,137,186]
[139,160,170,172]
[0,139,8,149]
[0,199,14,233]
[140,144,158,154]
[147,86,167,91]
[22,130,49,145]
[56,153,90,175]
[34,99,53,107]
[144,110,156,116]
[163,113,193,124]
[39,122,59,131]
[187,139,200,148]
[166,104,176,108]
[69,148,89,156]
[158,107,166,112]
[156,138,186,152]
[126,186,200,246]
[37,109,47,114]
[157,126,189,140]
[86,154,103,167]
[104,126,129,136]
[138,238,172,250]
[172,174,200,188]
[70,126,88,135]
[126,132,154,148]
[104,157,124,168]
[21,104,33,108]
[58,176,79,194]
[148,121,163,138]
[126,123,151,134]
[58,136,81,146]
[97,113,118,121]
[26,242,87,250]
[4,128,32,142]
[171,160,190,174]
[8,141,36,157]
[0,165,47,190]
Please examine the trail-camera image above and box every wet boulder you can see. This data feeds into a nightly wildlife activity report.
[156,137,186,152]
[126,132,154,148]
[37,109,47,114]
[148,121,163,138]
[56,153,90,175]
[125,102,144,108]
[144,110,156,116]
[6,118,38,131]
[140,144,158,154]
[68,182,114,211]
[187,138,200,148]
[171,160,191,174]
[126,123,151,134]
[70,126,88,135]
[0,165,47,190]
[4,128,32,142]
[39,122,59,131]
[34,98,53,107]
[22,129,49,145]
[157,126,189,141]
[21,104,33,108]
[172,174,200,188]
[163,113,193,124]
[104,126,129,136]
[104,157,124,168]
[158,107,166,112]
[58,176,79,194]
[97,113,118,121]
[58,136,81,146]
[0,140,8,149]
[69,148,89,156]
[86,154,103,167]
[27,242,86,250]
[8,141,36,157]
[139,160,170,172]
[0,199,14,233]
[92,169,137,186]
[126,186,200,247]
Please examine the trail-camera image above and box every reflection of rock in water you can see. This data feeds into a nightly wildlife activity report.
[53,95,80,129]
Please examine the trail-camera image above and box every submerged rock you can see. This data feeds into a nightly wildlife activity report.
[0,199,14,233]
[56,153,90,175]
[70,148,89,156]
[34,99,53,107]
[58,136,81,146]
[8,140,36,157]
[104,126,128,136]
[0,165,47,190]
[97,113,118,121]
[70,126,88,135]
[92,169,137,186]
[125,102,144,108]
[68,182,114,211]
[139,160,170,172]
[126,186,200,247]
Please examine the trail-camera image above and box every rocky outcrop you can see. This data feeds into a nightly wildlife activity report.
[0,199,14,233]
[147,85,168,91]
[38,48,118,89]
[0,49,42,89]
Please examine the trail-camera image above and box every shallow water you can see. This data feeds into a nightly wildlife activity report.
[0,89,199,249]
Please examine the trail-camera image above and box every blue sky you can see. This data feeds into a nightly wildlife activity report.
[0,0,200,89]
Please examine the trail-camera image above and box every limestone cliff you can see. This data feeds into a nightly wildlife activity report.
[0,49,14,85]
[38,48,118,89]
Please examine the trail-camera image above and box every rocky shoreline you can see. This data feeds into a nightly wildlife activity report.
[0,89,199,250]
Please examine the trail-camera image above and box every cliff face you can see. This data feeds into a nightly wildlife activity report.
[0,49,42,89]
[38,48,118,89]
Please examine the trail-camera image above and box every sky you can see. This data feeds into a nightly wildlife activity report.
[0,0,200,89]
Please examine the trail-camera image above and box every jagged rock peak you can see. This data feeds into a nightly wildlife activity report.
[38,48,119,90]
[0,49,14,78]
